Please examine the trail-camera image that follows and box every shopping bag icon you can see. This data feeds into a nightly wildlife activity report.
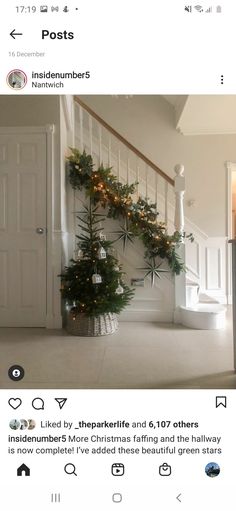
[159,463,171,476]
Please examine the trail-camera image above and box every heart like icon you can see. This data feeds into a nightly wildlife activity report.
[8,398,22,410]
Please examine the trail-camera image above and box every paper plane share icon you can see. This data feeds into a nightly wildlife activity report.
[55,398,67,409]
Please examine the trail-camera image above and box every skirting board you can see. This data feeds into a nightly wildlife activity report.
[120,310,174,322]
[173,307,182,324]
[46,314,63,329]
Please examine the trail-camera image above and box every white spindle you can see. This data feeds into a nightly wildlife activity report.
[79,106,83,151]
[174,164,185,236]
[126,155,129,185]
[155,173,158,209]
[108,135,111,167]
[118,149,121,181]
[98,124,102,165]
[136,163,140,199]
[89,115,93,155]
[164,181,168,226]
[145,165,148,198]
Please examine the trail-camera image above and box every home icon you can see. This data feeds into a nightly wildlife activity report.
[17,463,30,476]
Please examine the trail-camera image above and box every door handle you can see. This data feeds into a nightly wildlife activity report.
[36,227,45,234]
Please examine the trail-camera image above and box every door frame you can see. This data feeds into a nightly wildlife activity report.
[226,161,236,305]
[0,125,62,328]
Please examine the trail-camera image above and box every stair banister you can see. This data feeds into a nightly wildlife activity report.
[74,98,189,322]
[74,96,174,186]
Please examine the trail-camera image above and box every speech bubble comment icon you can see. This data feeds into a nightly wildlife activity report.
[32,398,45,410]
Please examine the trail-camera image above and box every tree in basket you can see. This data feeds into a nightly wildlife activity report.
[60,202,134,336]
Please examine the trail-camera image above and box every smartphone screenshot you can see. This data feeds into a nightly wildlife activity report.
[0,1,235,509]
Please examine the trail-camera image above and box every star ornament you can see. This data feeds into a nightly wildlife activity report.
[138,259,169,287]
[112,220,135,251]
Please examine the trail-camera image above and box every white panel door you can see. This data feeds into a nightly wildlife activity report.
[0,132,47,326]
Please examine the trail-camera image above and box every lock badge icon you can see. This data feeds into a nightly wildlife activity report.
[159,463,171,476]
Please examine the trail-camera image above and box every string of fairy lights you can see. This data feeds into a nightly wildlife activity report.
[60,203,134,317]
[66,148,193,276]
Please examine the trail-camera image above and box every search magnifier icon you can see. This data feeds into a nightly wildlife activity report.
[64,463,77,476]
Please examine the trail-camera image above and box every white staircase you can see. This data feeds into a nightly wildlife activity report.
[72,97,227,328]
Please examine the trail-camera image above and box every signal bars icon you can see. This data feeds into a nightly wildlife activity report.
[185,5,220,14]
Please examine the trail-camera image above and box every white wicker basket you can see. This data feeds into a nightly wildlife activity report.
[66,312,118,336]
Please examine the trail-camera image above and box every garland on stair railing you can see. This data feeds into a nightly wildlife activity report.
[67,148,193,275]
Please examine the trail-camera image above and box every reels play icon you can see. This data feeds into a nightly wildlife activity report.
[111,463,125,476]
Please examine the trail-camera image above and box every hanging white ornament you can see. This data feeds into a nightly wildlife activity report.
[75,248,83,260]
[99,232,106,241]
[114,265,120,272]
[97,246,107,259]
[92,273,102,284]
[116,282,124,295]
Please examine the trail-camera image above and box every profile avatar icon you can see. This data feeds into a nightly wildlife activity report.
[205,462,220,477]
[7,69,27,90]
[19,419,28,430]
[28,419,36,430]
[9,419,20,430]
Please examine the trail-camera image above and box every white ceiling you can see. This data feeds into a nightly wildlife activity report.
[163,95,236,135]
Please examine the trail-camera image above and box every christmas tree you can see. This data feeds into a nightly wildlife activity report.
[60,202,134,317]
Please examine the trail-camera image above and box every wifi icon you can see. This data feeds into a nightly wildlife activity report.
[194,5,203,11]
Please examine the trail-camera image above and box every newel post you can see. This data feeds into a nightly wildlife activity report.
[174,164,186,322]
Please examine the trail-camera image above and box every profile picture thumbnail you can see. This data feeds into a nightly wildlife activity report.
[28,419,36,430]
[6,69,27,90]
[9,419,20,430]
[205,462,220,478]
[9,418,36,430]
[19,419,28,430]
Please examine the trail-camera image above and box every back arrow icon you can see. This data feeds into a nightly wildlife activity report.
[176,494,182,502]
[10,29,23,39]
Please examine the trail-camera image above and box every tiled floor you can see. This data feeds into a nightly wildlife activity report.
[0,309,235,389]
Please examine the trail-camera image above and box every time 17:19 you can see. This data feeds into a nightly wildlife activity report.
[16,6,37,13]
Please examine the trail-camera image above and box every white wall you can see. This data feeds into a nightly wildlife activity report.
[0,95,62,231]
[0,95,60,127]
[79,95,236,237]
